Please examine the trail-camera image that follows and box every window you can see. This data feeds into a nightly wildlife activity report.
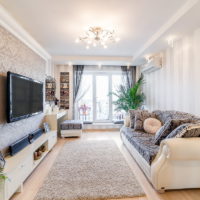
[112,75,125,121]
[76,74,93,121]
[75,67,124,122]
[96,75,109,121]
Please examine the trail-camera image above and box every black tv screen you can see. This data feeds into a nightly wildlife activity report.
[7,72,43,123]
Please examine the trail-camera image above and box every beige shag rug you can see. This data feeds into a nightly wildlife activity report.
[35,140,144,200]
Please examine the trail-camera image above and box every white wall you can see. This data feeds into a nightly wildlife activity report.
[54,64,73,119]
[143,27,200,116]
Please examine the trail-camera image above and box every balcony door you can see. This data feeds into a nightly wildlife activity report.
[95,75,110,122]
[76,72,123,122]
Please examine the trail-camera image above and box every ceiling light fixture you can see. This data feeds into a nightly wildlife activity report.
[75,26,120,49]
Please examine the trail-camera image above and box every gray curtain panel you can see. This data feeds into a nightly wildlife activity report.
[73,65,84,102]
[121,66,136,89]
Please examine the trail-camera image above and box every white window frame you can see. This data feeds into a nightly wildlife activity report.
[81,70,121,123]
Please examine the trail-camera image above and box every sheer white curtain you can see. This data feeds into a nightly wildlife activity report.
[74,72,93,120]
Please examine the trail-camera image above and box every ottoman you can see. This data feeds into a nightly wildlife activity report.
[60,120,83,138]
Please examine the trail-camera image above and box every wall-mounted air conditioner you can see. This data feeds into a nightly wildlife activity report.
[141,55,163,73]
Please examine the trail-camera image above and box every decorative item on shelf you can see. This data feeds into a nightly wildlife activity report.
[43,122,51,133]
[60,72,70,109]
[45,76,56,102]
[55,97,59,106]
[75,26,120,49]
[40,145,46,152]
[34,145,47,160]
[52,105,59,113]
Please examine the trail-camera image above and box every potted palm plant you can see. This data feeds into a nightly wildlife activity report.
[111,75,145,113]
[0,153,6,181]
[0,170,6,180]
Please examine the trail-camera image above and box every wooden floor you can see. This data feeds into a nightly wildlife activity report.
[11,131,200,200]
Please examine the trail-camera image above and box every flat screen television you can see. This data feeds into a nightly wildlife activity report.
[7,71,43,123]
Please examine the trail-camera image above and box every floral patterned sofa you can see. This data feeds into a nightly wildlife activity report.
[120,110,200,192]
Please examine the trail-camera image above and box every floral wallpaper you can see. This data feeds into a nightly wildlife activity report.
[0,25,46,154]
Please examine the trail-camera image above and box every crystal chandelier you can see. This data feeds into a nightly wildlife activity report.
[75,26,120,49]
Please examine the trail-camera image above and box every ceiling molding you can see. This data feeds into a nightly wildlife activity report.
[53,55,133,65]
[132,0,199,62]
[0,4,51,61]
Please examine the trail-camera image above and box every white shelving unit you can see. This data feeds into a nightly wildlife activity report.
[0,112,61,200]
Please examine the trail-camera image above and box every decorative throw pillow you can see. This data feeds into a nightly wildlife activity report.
[153,110,173,124]
[124,115,130,127]
[166,122,200,139]
[134,111,156,131]
[129,109,140,128]
[143,118,162,134]
[154,118,193,145]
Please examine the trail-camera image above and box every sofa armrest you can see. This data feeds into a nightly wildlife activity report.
[151,137,200,190]
[159,138,200,160]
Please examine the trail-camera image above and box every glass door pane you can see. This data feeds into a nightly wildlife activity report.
[77,74,93,121]
[95,75,109,121]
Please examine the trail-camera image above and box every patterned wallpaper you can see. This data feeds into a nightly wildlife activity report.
[0,25,46,154]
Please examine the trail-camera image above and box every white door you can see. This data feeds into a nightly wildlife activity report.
[94,75,110,122]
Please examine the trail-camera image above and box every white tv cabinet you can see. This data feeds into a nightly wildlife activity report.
[0,130,57,200]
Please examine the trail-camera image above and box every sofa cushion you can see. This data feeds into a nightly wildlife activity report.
[128,135,159,164]
[124,115,130,127]
[120,126,152,139]
[154,118,193,145]
[166,122,200,139]
[143,118,162,134]
[134,111,156,131]
[129,109,140,128]
[60,120,83,130]
[120,127,159,164]
[153,110,200,124]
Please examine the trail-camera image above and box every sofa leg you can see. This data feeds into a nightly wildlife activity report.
[157,189,165,193]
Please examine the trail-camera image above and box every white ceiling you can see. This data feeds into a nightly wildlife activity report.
[0,0,189,59]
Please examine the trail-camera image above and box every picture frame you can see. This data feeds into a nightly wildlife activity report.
[43,122,51,133]
[0,152,5,169]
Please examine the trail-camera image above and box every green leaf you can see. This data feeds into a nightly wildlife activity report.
[110,74,145,112]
